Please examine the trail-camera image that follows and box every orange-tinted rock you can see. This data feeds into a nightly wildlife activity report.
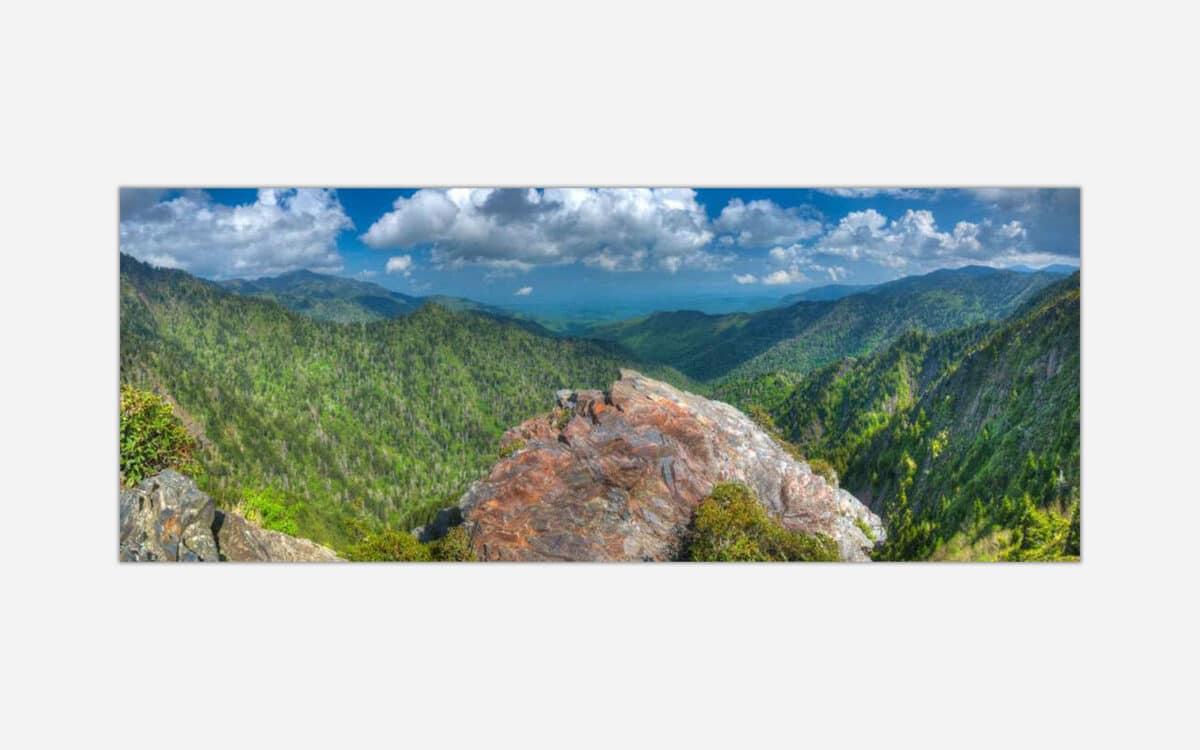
[458,370,884,561]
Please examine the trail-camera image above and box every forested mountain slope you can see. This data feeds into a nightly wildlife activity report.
[778,283,877,303]
[221,269,506,324]
[590,267,1065,382]
[719,273,1080,560]
[120,255,693,550]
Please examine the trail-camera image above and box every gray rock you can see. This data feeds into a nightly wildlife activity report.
[213,510,340,562]
[119,470,219,562]
[119,470,340,562]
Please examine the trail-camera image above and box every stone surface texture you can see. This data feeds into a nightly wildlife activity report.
[119,470,339,562]
[459,370,885,561]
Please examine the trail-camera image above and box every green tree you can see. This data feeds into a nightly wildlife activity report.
[119,384,199,484]
[682,483,839,562]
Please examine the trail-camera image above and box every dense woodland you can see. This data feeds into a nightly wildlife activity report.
[120,255,691,550]
[590,267,1064,381]
[715,274,1081,560]
[119,255,1079,560]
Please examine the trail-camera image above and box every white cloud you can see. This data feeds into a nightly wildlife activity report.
[762,268,809,285]
[385,255,414,276]
[1001,220,1027,239]
[751,208,1072,281]
[119,188,352,278]
[715,198,824,247]
[765,245,845,283]
[813,209,997,267]
[733,273,758,284]
[362,188,722,273]
[514,286,533,296]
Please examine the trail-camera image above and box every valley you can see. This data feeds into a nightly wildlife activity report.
[120,254,1079,561]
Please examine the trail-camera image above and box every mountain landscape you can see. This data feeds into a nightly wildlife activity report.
[117,187,1080,562]
[221,269,508,323]
[589,266,1069,382]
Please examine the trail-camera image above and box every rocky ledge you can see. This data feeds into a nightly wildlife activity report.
[457,370,885,561]
[119,470,340,562]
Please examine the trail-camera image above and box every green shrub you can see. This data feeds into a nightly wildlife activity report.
[346,529,433,562]
[428,526,477,561]
[808,457,839,487]
[119,384,200,485]
[498,437,527,459]
[552,408,572,431]
[854,516,876,541]
[683,483,840,562]
[239,486,300,536]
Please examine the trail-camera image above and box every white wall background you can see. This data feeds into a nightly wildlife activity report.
[1,1,1196,748]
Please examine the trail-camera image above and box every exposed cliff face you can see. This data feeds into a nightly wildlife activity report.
[119,470,340,562]
[458,370,884,561]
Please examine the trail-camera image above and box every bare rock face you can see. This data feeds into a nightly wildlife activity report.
[212,510,340,562]
[459,370,885,561]
[120,470,220,561]
[119,470,339,562]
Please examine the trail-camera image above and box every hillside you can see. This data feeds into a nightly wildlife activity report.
[778,283,877,303]
[120,255,694,550]
[221,268,507,324]
[590,266,1065,382]
[719,273,1080,560]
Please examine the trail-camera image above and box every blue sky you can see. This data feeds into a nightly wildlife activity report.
[119,187,1079,309]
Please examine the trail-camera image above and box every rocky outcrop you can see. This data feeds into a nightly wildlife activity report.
[458,370,885,561]
[119,470,340,562]
[211,510,340,562]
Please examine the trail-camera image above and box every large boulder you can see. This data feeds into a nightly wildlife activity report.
[120,470,220,561]
[119,470,339,562]
[458,370,885,561]
[213,510,340,562]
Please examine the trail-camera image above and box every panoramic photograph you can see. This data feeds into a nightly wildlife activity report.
[118,187,1081,562]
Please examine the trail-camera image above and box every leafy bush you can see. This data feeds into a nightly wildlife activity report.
[346,523,477,562]
[682,483,840,562]
[854,516,876,542]
[119,384,199,484]
[345,529,433,562]
[428,526,477,561]
[808,457,839,487]
[498,437,527,459]
[239,486,300,536]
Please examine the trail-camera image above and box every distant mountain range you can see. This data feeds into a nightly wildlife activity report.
[778,283,878,304]
[1006,263,1079,275]
[220,269,506,324]
[777,264,1073,306]
[588,265,1068,382]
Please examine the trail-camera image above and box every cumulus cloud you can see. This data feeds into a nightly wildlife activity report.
[751,208,1071,283]
[732,273,758,284]
[385,255,414,276]
[362,188,723,273]
[811,209,1015,268]
[514,286,533,296]
[762,268,809,285]
[714,198,824,247]
[119,188,352,278]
